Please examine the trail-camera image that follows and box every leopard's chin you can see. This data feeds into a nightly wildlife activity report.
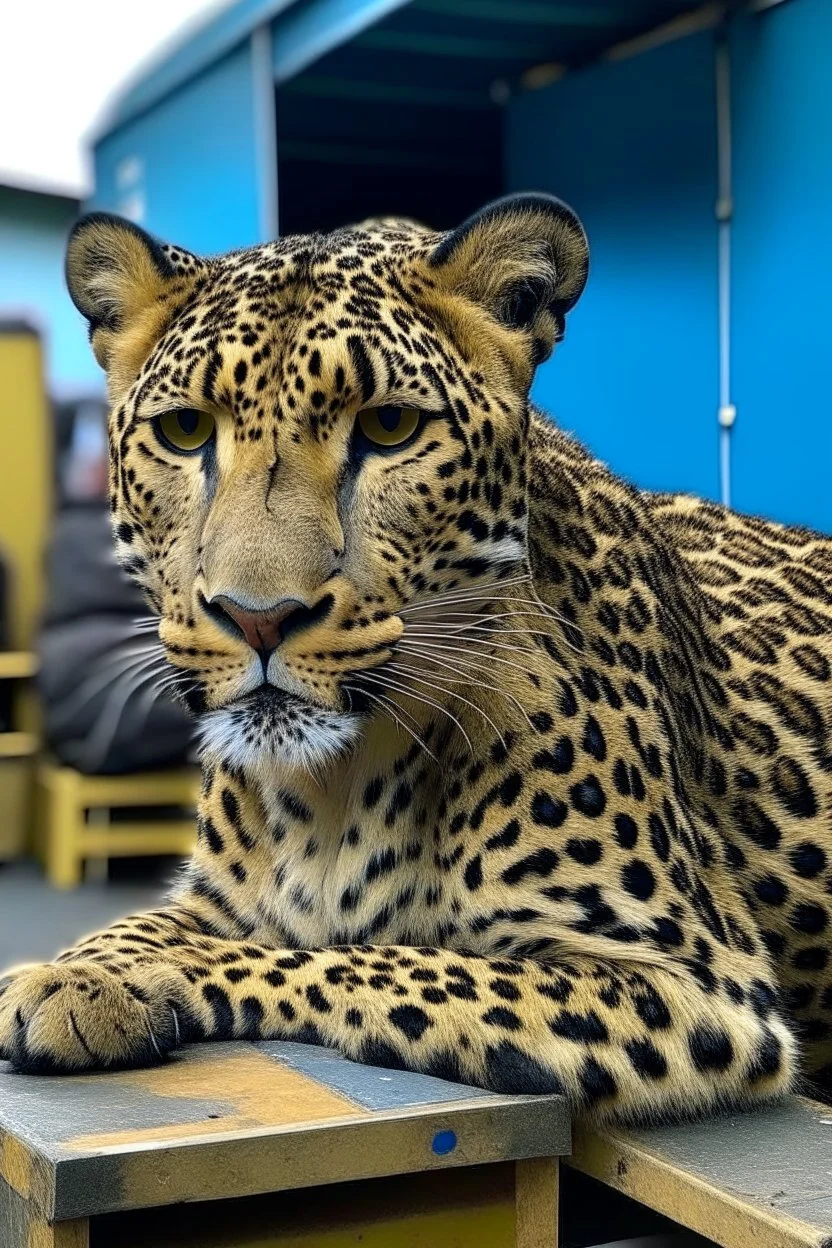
[198,685,361,775]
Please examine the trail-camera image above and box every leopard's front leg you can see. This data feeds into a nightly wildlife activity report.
[203,944,794,1122]
[4,927,796,1122]
[0,762,275,1073]
[0,906,224,1072]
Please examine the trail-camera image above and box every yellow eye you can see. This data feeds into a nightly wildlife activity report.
[357,405,421,448]
[155,409,216,453]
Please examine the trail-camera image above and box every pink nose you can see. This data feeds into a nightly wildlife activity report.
[210,596,308,656]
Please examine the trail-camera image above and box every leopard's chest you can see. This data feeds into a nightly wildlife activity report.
[248,785,452,949]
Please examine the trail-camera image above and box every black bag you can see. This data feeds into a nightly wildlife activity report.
[37,505,195,774]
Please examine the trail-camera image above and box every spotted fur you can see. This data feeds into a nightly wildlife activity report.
[1,194,830,1125]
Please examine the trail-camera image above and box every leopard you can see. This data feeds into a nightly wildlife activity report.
[1,191,830,1126]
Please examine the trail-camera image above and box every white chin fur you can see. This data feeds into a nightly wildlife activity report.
[198,695,360,776]
[488,537,526,564]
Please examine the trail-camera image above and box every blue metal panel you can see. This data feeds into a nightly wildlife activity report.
[729,0,832,533]
[97,0,300,134]
[272,0,412,83]
[278,0,704,101]
[91,43,263,254]
[97,0,414,132]
[506,32,719,502]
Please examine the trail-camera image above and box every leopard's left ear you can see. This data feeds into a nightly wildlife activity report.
[65,213,203,378]
[429,192,589,363]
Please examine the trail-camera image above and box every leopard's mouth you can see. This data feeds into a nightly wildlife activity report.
[232,684,294,714]
[198,681,361,772]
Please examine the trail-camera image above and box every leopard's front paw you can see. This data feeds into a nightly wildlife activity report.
[0,961,193,1074]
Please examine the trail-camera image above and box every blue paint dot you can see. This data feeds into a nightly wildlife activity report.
[432,1129,457,1157]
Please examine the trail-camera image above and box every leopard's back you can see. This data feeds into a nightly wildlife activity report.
[529,417,832,1073]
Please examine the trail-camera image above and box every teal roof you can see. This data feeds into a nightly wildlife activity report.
[97,0,302,133]
[98,0,708,137]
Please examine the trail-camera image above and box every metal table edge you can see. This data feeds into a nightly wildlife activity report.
[47,1089,568,1161]
[50,1092,571,1222]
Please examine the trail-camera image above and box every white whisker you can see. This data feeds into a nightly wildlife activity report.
[81,661,172,769]
[399,635,540,680]
[407,608,567,631]
[385,661,507,746]
[399,575,533,614]
[410,593,579,631]
[407,619,577,652]
[391,651,535,734]
[401,627,579,661]
[357,670,474,755]
[344,684,438,765]
[50,645,168,730]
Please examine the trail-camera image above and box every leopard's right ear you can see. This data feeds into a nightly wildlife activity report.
[65,213,203,376]
[429,193,589,369]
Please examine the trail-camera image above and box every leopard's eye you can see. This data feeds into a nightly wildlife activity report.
[154,410,215,454]
[357,405,420,449]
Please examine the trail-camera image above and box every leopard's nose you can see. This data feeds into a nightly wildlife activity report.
[208,595,313,659]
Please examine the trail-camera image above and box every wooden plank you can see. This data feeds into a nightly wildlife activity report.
[0,756,31,859]
[77,824,196,857]
[0,732,38,758]
[0,1132,36,1197]
[515,1156,558,1248]
[0,652,37,680]
[1,1174,87,1247]
[39,763,198,807]
[68,1048,366,1148]
[31,1218,89,1248]
[54,1092,563,1220]
[571,1097,832,1248]
[1,1117,61,1222]
[0,331,51,654]
[42,763,82,889]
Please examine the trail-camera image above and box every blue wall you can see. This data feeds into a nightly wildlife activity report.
[92,43,263,255]
[729,0,832,533]
[0,185,102,398]
[507,1,832,533]
[85,0,831,530]
[507,32,719,503]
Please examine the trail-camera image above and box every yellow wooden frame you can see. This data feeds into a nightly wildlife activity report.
[0,651,39,859]
[36,758,199,889]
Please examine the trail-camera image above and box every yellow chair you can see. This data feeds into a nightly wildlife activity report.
[37,759,199,889]
[0,324,51,859]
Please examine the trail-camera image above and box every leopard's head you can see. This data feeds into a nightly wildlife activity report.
[66,194,588,772]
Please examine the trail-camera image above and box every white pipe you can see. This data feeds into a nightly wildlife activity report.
[715,34,735,509]
[252,24,279,241]
[718,217,733,508]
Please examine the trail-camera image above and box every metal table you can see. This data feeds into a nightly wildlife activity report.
[0,1039,569,1247]
[573,1097,832,1248]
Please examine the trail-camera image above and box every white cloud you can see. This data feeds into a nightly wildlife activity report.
[0,0,227,197]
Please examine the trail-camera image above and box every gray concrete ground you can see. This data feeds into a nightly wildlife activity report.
[0,858,176,965]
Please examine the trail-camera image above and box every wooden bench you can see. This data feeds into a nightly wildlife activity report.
[571,1097,832,1247]
[0,1038,569,1247]
[36,758,199,889]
